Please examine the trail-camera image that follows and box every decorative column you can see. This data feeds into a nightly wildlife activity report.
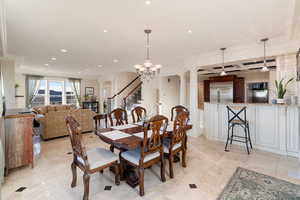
[189,67,200,137]
[179,72,186,106]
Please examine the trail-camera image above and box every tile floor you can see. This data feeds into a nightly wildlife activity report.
[2,133,300,200]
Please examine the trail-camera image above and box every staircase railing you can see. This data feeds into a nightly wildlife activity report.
[106,75,141,113]
[123,82,142,110]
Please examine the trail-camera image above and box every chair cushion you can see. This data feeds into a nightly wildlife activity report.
[77,148,118,170]
[163,140,181,153]
[121,148,160,165]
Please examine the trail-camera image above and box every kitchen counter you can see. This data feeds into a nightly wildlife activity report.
[204,102,300,107]
[204,102,300,158]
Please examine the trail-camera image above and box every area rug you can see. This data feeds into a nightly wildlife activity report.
[217,167,300,200]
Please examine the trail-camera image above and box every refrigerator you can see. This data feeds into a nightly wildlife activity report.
[210,82,233,103]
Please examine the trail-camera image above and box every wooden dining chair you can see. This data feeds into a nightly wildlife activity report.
[93,114,107,129]
[108,108,128,126]
[65,116,120,200]
[170,105,189,121]
[131,106,147,123]
[120,115,168,196]
[164,111,189,178]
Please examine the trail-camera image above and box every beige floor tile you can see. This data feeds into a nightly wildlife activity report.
[2,133,300,200]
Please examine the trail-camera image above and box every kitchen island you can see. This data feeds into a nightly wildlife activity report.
[204,103,300,158]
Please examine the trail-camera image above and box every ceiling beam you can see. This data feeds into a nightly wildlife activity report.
[0,0,7,57]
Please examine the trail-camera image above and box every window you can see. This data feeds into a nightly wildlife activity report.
[30,78,80,106]
[48,81,64,105]
[65,81,78,105]
[31,80,46,107]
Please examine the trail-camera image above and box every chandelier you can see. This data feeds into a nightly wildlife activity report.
[134,29,162,82]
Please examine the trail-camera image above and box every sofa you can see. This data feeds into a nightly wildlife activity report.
[33,105,96,140]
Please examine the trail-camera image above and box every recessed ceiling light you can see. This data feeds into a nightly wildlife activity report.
[97,65,103,68]
[145,0,151,5]
[44,64,49,66]
[188,30,192,34]
[60,49,67,53]
[51,57,57,61]
[113,59,119,63]
[103,29,108,33]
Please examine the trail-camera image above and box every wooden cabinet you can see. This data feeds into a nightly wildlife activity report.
[82,101,99,113]
[4,109,34,174]
[203,75,245,103]
[233,78,245,103]
[204,80,210,102]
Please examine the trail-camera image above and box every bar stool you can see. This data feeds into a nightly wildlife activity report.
[225,106,252,154]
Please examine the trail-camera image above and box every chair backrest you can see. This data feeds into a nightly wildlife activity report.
[109,108,128,126]
[140,115,168,162]
[171,105,189,121]
[226,106,247,124]
[65,116,90,168]
[131,106,147,123]
[93,114,107,129]
[171,111,189,145]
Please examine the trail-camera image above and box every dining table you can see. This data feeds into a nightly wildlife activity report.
[94,121,192,187]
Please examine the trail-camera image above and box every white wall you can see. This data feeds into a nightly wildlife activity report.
[15,73,26,108]
[140,77,159,115]
[1,59,15,109]
[159,75,180,118]
[276,54,299,99]
[81,79,100,100]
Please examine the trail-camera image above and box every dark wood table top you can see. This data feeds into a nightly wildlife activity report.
[95,123,193,150]
[95,126,144,150]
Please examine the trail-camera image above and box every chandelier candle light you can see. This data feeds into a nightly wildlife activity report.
[134,29,162,82]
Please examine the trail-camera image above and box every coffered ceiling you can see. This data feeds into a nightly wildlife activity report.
[3,0,298,78]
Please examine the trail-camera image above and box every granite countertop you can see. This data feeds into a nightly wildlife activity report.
[204,102,300,107]
[4,108,35,119]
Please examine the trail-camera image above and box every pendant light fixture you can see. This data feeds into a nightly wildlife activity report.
[134,29,162,82]
[220,48,227,76]
[261,38,269,72]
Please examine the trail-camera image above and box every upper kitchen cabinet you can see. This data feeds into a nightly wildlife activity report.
[233,78,245,103]
[202,75,245,103]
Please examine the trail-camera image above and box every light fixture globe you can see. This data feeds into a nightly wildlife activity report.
[220,70,227,76]
[134,29,162,82]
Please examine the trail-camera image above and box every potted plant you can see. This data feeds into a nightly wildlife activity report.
[15,83,20,96]
[275,78,294,104]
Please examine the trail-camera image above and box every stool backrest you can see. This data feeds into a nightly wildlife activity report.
[226,106,247,124]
